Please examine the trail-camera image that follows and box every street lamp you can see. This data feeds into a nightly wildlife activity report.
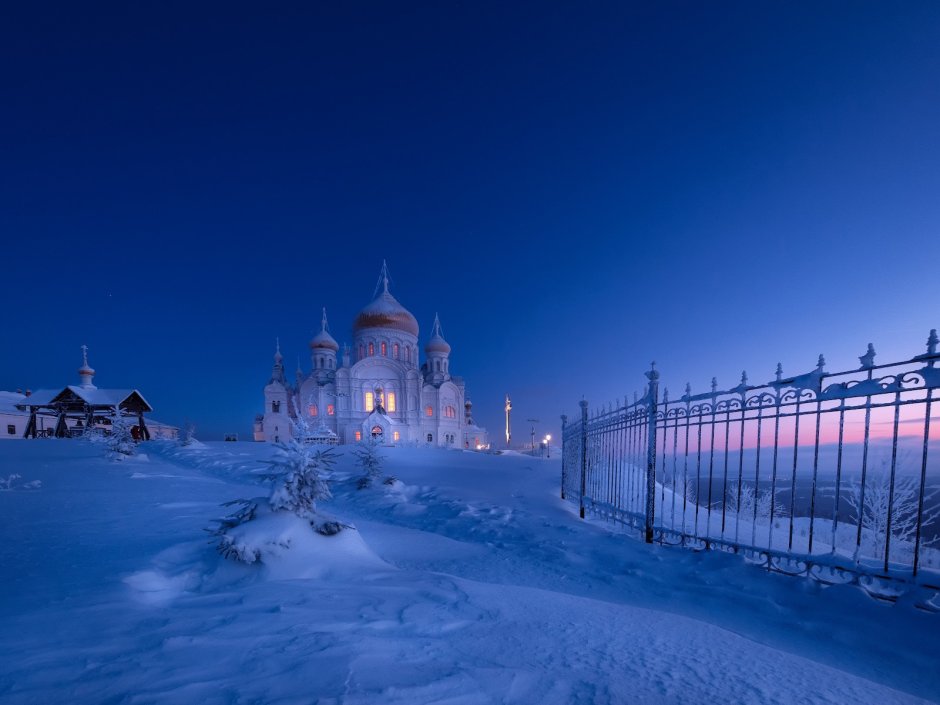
[544,434,552,458]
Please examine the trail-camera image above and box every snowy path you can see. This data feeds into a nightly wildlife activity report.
[0,442,938,704]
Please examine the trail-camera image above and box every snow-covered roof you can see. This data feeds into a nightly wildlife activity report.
[16,386,153,411]
[0,391,28,415]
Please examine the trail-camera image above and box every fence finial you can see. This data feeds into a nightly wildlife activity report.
[645,361,659,382]
[816,354,826,373]
[711,377,718,394]
[663,387,669,403]
[859,343,876,369]
[741,370,748,387]
[775,363,783,383]
[685,382,692,399]
[928,329,938,356]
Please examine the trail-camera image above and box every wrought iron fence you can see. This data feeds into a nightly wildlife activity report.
[561,331,940,603]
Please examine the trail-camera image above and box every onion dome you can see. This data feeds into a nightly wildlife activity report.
[353,261,419,337]
[310,308,339,351]
[425,313,451,354]
[78,344,97,389]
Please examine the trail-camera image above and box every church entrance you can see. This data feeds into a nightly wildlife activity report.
[371,425,383,440]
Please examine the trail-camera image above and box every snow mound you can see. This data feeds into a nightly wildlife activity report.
[221,505,390,581]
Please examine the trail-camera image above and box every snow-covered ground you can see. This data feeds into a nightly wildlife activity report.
[1,441,938,704]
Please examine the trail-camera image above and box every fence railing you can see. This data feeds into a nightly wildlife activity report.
[561,331,940,603]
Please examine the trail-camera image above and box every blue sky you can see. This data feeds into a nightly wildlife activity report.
[1,2,938,440]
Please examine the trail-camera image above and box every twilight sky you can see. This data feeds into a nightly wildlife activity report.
[1,2,939,441]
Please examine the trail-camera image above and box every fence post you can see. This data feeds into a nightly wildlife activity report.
[579,400,588,519]
[560,414,568,499]
[645,363,660,543]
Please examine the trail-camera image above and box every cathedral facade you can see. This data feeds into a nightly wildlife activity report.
[254,264,488,448]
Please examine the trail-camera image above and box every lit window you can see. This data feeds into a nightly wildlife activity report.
[444,405,456,418]
[425,405,433,417]
[393,431,400,442]
[369,342,375,356]
[387,392,396,412]
[365,392,374,412]
[327,404,335,416]
[381,342,387,356]
[355,431,361,441]
[309,404,318,417]
[394,343,400,359]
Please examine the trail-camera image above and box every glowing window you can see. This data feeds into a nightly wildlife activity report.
[387,392,396,412]
[308,404,318,417]
[327,404,335,416]
[355,431,361,441]
[393,431,400,442]
[425,405,433,417]
[381,342,387,356]
[365,392,374,412]
[393,343,400,359]
[369,342,374,356]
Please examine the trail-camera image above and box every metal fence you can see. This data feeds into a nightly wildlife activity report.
[561,331,940,603]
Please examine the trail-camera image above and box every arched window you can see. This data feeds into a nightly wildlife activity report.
[355,431,361,441]
[435,360,441,372]
[365,392,375,412]
[329,358,334,369]
[308,404,318,417]
[427,433,433,443]
[368,342,375,356]
[405,347,411,363]
[425,405,433,417]
[381,342,387,356]
[327,404,335,416]
[443,405,456,418]
[393,343,400,359]
[387,392,396,412]
[359,344,364,360]
[393,431,400,442]
[272,401,280,413]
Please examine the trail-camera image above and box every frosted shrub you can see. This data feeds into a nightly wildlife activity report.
[179,421,196,447]
[266,441,336,518]
[106,411,137,459]
[1,474,41,491]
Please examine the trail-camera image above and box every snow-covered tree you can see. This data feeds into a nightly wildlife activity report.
[726,482,784,526]
[849,458,939,562]
[106,409,137,459]
[178,420,196,447]
[265,441,336,518]
[354,438,384,489]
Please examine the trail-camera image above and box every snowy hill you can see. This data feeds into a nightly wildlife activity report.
[0,441,938,704]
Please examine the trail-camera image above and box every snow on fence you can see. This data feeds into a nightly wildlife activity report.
[561,330,940,602]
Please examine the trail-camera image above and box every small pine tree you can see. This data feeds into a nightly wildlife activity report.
[264,434,336,519]
[354,438,384,489]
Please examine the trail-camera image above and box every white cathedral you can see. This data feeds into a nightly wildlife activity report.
[254,263,488,449]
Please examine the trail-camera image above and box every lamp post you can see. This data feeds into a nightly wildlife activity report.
[545,434,551,458]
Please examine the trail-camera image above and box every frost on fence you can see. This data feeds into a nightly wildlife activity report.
[563,331,940,601]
